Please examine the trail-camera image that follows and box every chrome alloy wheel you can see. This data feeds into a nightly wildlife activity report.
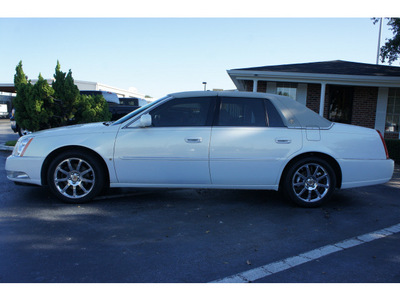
[53,158,95,199]
[292,163,330,203]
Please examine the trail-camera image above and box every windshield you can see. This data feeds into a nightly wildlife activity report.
[112,96,170,126]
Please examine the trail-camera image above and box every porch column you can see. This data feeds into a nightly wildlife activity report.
[253,79,258,92]
[375,87,389,133]
[319,82,327,116]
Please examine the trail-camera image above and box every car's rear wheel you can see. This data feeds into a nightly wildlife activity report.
[47,151,105,204]
[282,157,336,207]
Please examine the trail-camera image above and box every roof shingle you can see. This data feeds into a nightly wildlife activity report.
[233,60,400,77]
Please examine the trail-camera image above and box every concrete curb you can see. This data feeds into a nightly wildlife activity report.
[0,144,14,152]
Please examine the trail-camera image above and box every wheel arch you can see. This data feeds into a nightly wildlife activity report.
[279,152,342,189]
[41,145,110,188]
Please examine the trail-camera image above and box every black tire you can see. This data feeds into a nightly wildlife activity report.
[282,157,336,208]
[18,127,31,137]
[47,150,105,204]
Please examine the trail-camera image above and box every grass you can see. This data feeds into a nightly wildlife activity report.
[5,140,17,147]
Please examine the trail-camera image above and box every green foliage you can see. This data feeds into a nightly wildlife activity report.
[5,140,17,147]
[374,18,400,65]
[380,18,400,65]
[74,94,112,124]
[14,64,56,132]
[14,61,27,88]
[52,60,80,125]
[31,74,57,130]
[385,139,400,164]
[13,60,112,132]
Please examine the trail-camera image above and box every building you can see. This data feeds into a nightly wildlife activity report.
[227,60,400,139]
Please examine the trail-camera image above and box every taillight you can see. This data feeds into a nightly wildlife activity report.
[377,130,389,159]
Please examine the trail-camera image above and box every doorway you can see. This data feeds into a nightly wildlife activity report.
[328,85,354,124]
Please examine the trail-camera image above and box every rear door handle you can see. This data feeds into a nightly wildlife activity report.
[275,138,291,144]
[185,137,202,143]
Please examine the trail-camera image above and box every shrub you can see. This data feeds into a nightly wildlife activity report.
[385,139,400,164]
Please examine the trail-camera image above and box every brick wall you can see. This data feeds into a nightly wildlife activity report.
[351,86,378,129]
[306,84,322,114]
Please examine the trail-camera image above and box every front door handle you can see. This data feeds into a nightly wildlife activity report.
[185,137,202,143]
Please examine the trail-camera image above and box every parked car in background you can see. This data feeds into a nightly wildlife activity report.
[0,103,8,118]
[10,108,31,136]
[6,91,394,207]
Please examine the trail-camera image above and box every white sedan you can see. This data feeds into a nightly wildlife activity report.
[6,91,394,207]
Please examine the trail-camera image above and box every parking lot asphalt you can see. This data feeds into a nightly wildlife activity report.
[0,118,399,283]
[0,146,399,283]
[0,119,19,151]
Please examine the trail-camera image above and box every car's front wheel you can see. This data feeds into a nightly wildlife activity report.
[47,151,105,204]
[282,157,336,207]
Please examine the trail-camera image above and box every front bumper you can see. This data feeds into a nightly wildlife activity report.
[5,155,44,186]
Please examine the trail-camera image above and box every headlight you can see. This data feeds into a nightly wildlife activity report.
[12,137,34,157]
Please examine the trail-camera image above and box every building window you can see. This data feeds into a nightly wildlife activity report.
[257,81,267,93]
[242,80,254,92]
[277,83,297,100]
[385,88,400,133]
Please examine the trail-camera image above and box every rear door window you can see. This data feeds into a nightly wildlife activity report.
[216,97,267,127]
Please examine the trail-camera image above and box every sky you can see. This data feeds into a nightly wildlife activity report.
[0,16,397,99]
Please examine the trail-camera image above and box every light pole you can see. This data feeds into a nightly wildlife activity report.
[202,82,207,91]
[376,18,383,65]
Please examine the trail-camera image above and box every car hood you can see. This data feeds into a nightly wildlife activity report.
[28,122,113,138]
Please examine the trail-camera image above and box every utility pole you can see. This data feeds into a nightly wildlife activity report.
[376,18,383,65]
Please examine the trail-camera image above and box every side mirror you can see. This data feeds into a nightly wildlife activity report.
[139,114,152,128]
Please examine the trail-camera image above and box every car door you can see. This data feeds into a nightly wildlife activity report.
[113,96,216,185]
[209,97,303,188]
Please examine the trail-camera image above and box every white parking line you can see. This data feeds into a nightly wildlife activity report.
[211,223,400,283]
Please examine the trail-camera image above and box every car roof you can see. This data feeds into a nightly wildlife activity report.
[168,91,332,129]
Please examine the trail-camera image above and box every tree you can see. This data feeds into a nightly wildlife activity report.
[13,63,56,132]
[14,61,27,88]
[29,74,57,131]
[52,61,81,125]
[13,61,30,129]
[52,61,111,124]
[375,18,400,64]
[13,60,112,132]
[74,94,111,124]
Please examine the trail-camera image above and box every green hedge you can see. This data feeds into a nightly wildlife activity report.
[385,139,400,164]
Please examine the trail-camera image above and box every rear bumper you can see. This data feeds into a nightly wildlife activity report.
[339,158,394,189]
